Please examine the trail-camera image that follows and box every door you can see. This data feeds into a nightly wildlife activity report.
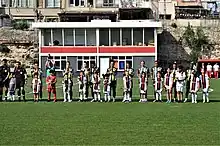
[100,57,109,78]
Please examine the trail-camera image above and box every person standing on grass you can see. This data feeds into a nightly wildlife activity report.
[90,63,99,101]
[62,61,73,102]
[31,62,43,100]
[81,62,90,100]
[151,61,162,101]
[190,69,200,104]
[0,59,10,101]
[103,73,111,102]
[154,71,163,102]
[0,64,5,101]
[124,63,134,101]
[200,69,210,103]
[122,71,132,103]
[32,73,41,102]
[164,68,173,103]
[13,61,27,102]
[171,62,177,102]
[78,71,87,102]
[139,72,148,102]
[184,62,194,103]
[176,66,186,103]
[213,63,219,79]
[91,71,101,102]
[206,63,212,78]
[137,61,150,100]
[46,70,57,102]
[106,59,117,102]
[63,61,73,101]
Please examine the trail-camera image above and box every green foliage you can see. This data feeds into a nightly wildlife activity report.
[182,23,210,63]
[12,19,29,30]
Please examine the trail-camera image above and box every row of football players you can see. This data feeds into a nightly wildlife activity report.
[50,66,209,103]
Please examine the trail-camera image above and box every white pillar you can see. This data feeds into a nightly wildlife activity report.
[62,28,64,46]
[73,29,75,46]
[109,28,111,46]
[154,28,157,61]
[142,28,144,46]
[120,28,122,46]
[39,29,42,69]
[96,28,99,68]
[85,28,87,46]
[51,29,53,46]
[131,28,133,46]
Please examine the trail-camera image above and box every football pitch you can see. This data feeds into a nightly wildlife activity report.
[0,78,220,145]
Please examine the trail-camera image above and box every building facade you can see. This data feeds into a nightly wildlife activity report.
[0,0,160,22]
[32,20,162,76]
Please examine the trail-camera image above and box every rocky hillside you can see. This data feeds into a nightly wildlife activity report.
[0,28,38,67]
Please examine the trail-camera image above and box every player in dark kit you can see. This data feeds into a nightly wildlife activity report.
[0,59,10,101]
[13,61,27,101]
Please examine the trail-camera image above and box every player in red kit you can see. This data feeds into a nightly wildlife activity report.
[46,70,57,102]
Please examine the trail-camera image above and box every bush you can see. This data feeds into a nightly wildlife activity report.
[0,44,10,53]
[12,19,29,30]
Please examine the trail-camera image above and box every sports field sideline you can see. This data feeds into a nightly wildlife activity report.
[0,78,219,145]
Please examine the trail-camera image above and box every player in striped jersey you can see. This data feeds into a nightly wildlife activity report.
[190,70,200,104]
[139,72,148,102]
[164,68,173,103]
[154,71,163,102]
[200,69,210,103]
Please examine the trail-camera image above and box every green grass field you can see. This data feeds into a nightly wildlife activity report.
[0,78,220,145]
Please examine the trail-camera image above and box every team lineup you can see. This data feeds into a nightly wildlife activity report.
[0,56,216,103]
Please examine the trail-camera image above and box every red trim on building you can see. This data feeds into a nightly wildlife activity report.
[198,59,220,63]
[99,46,155,53]
[41,46,155,54]
[41,46,97,53]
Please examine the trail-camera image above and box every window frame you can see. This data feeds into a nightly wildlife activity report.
[53,56,67,71]
[77,56,96,71]
[112,56,133,71]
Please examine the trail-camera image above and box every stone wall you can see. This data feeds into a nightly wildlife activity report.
[158,19,220,68]
[0,28,38,67]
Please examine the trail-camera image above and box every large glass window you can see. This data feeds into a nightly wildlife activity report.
[75,29,85,46]
[133,28,143,46]
[86,29,96,46]
[69,0,85,7]
[111,56,133,71]
[111,28,120,46]
[46,0,60,8]
[43,29,52,46]
[53,56,67,71]
[53,29,62,46]
[144,28,154,46]
[64,29,74,46]
[103,0,114,6]
[11,0,34,7]
[122,28,132,45]
[99,29,109,46]
[77,56,96,71]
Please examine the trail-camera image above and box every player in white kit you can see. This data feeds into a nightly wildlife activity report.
[200,69,210,103]
[213,63,219,79]
[164,68,173,103]
[190,70,200,103]
[206,63,212,78]
[176,66,186,102]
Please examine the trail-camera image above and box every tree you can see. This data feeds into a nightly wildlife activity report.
[182,23,211,63]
